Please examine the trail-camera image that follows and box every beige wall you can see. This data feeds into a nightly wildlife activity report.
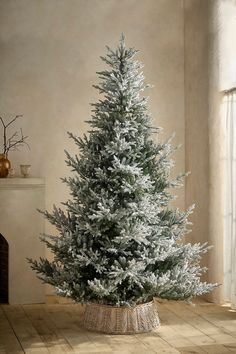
[184,0,209,272]
[184,0,226,302]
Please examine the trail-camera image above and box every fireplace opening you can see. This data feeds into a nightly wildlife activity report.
[0,234,9,303]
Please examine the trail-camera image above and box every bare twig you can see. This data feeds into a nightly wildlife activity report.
[0,117,6,128]
[0,116,7,154]
[0,115,29,155]
[7,131,18,146]
[5,114,23,128]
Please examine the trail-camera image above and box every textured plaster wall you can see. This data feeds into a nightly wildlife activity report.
[0,0,185,296]
[184,0,209,273]
[184,0,225,301]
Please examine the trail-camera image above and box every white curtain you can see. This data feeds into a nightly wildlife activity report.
[224,90,236,309]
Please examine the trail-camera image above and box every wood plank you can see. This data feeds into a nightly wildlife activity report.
[224,343,236,352]
[1,302,236,354]
[165,302,223,335]
[183,302,236,342]
[158,322,199,350]
[164,302,235,353]
[42,304,112,353]
[0,305,24,354]
[178,344,230,354]
[134,332,181,354]
[2,305,48,353]
[158,304,213,351]
[23,305,73,353]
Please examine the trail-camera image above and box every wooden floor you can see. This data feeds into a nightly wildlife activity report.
[0,300,236,354]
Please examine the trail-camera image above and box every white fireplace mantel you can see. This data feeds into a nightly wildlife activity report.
[0,178,45,189]
[0,177,45,304]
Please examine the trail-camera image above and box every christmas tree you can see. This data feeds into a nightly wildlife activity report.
[29,35,217,307]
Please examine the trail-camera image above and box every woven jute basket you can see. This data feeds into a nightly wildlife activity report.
[83,300,160,334]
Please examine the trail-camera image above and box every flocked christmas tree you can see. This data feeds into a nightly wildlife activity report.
[29,36,217,306]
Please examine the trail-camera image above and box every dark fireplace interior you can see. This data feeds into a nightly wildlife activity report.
[0,234,9,303]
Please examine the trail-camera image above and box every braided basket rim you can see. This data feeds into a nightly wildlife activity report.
[84,300,155,309]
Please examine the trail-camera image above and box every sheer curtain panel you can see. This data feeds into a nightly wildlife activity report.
[225,90,236,309]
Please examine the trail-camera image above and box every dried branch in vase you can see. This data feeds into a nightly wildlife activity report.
[0,115,30,156]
